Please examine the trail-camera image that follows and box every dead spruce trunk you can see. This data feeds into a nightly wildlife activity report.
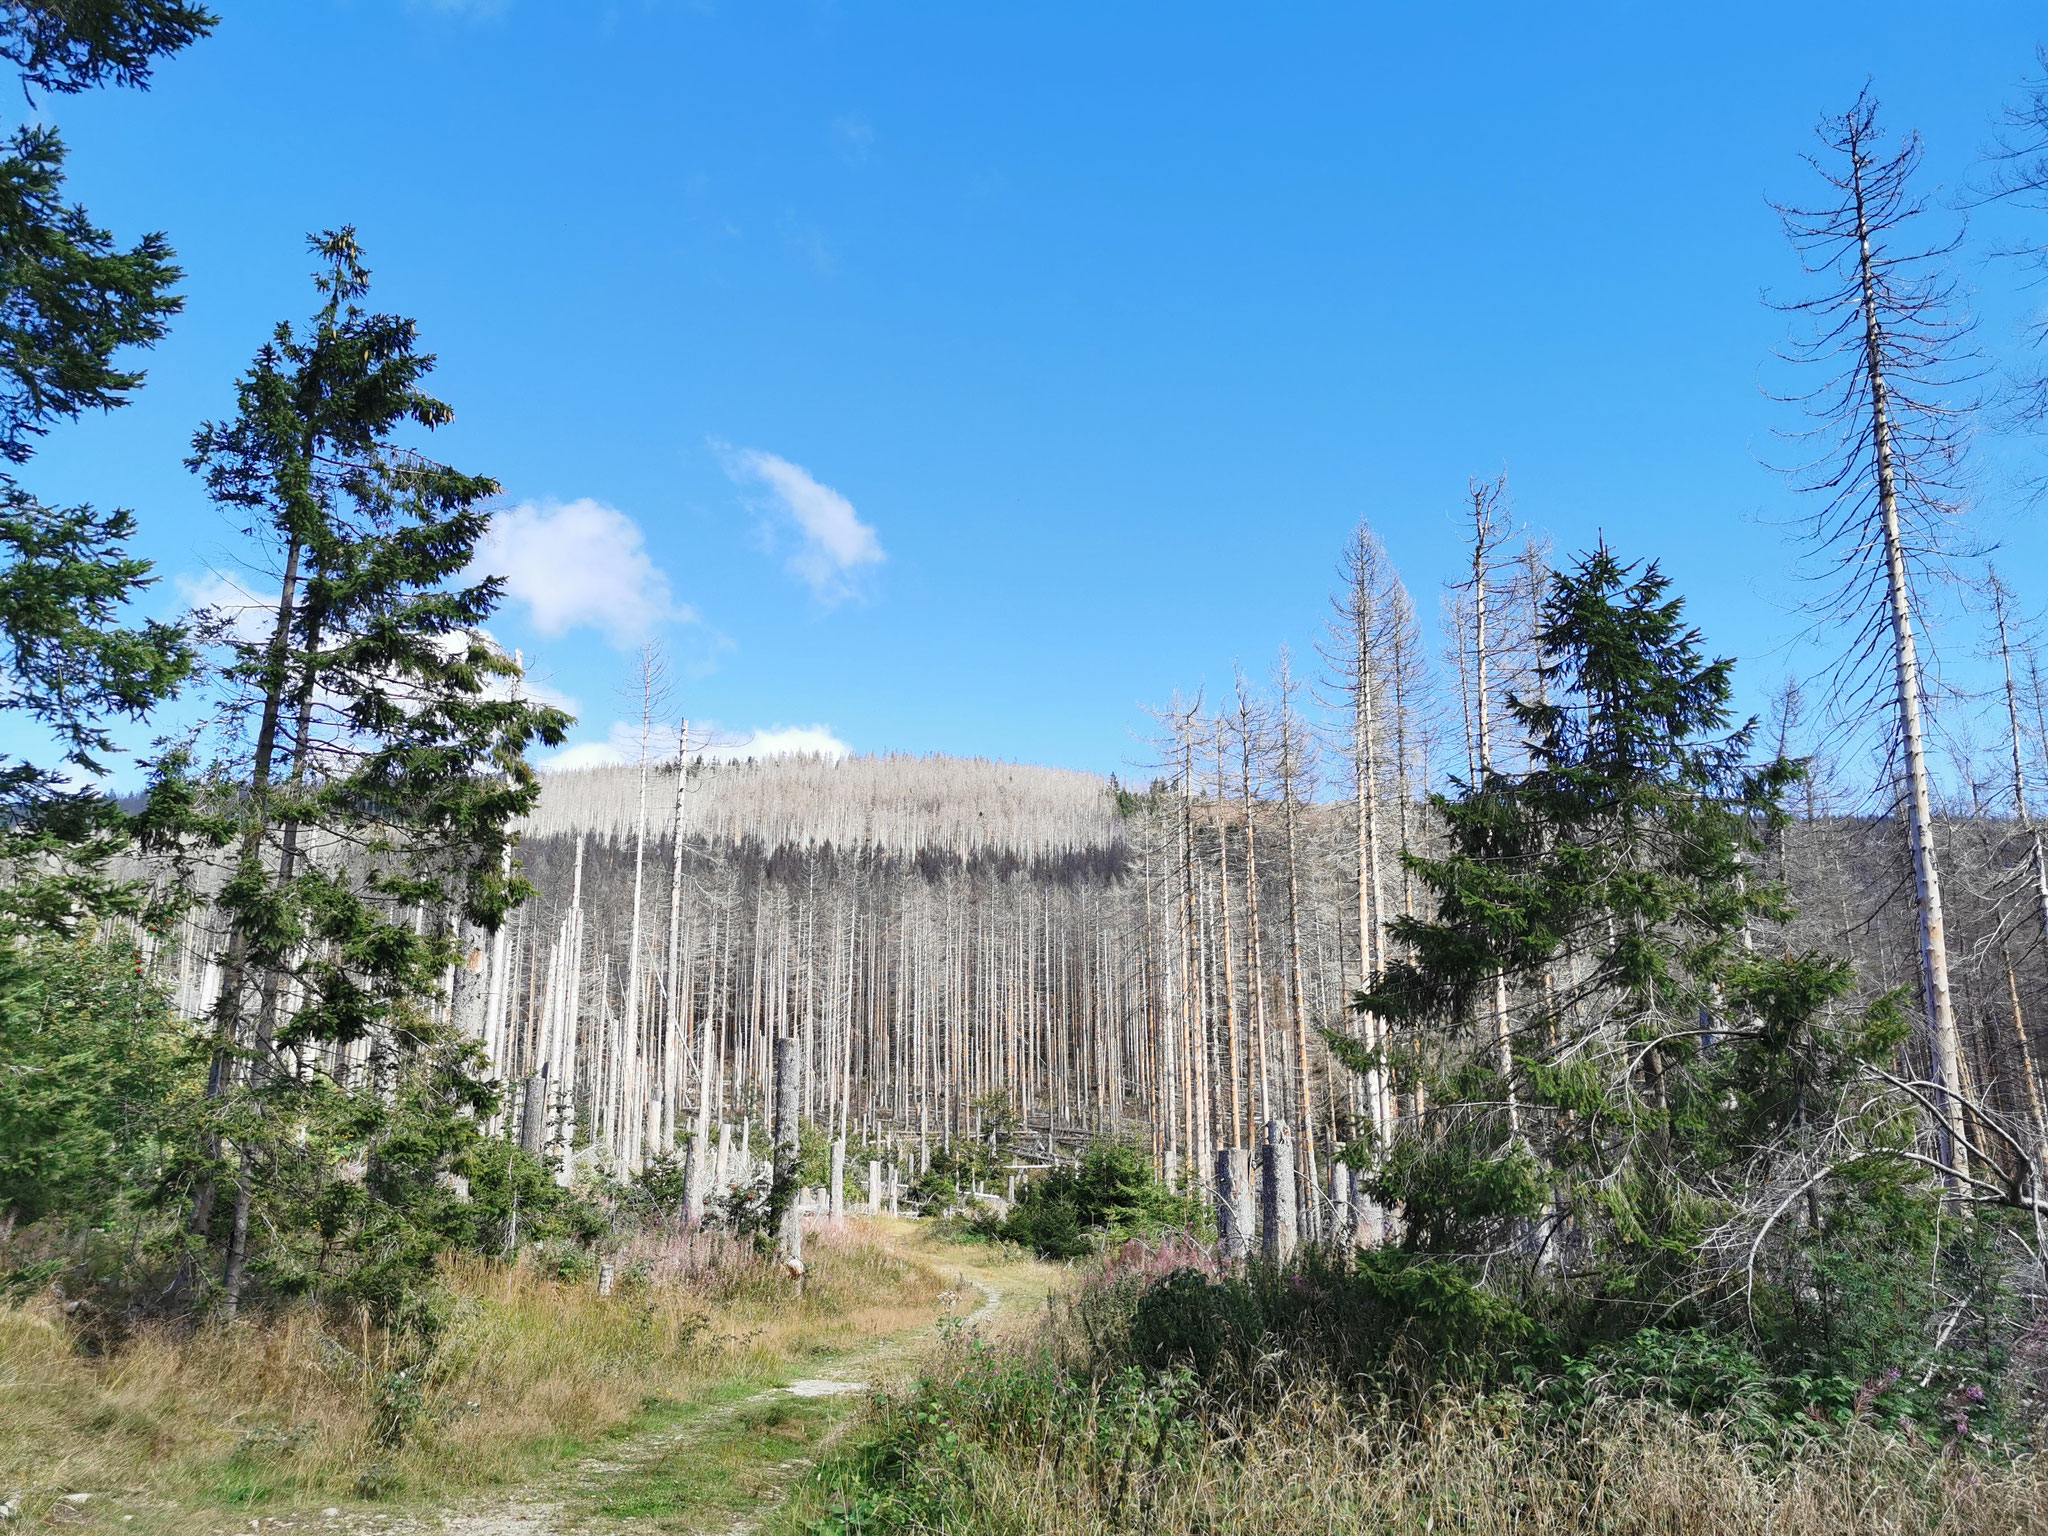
[775,1036,804,1269]
[1215,1145,1255,1262]
[1261,1119,1297,1265]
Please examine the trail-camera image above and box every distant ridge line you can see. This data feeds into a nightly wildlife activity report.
[522,751,1123,858]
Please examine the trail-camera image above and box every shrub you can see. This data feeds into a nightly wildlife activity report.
[981,1140,1204,1260]
[1074,1243,2030,1445]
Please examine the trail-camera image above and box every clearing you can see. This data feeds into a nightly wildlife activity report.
[325,1235,1043,1536]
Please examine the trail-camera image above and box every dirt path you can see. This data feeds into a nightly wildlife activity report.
[712,1275,1004,1536]
[337,1244,1034,1536]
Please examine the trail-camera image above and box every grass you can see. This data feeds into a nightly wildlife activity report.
[0,1218,943,1531]
[785,1370,2048,1534]
[775,1242,2048,1536]
[591,1391,853,1530]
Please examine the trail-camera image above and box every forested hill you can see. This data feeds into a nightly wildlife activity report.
[492,752,1147,1174]
[483,744,2048,1195]
[521,753,1124,860]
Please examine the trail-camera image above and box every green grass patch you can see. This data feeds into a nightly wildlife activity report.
[592,1391,857,1531]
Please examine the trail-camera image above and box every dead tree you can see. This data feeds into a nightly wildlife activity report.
[1991,572,2048,949]
[1773,88,1978,1176]
[1261,1118,1297,1263]
[1215,1145,1254,1261]
[1231,670,1276,1128]
[775,1035,803,1269]
[1272,649,1321,1226]
[1449,475,1522,1137]
[1210,714,1247,1148]
[1322,519,1403,1157]
[1980,46,2048,453]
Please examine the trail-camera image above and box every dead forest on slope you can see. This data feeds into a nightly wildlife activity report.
[220,741,2042,1223]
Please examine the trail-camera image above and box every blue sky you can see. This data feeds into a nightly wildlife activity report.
[22,1,2048,780]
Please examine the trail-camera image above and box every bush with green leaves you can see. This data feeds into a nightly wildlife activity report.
[1090,1244,2016,1443]
[0,934,195,1237]
[982,1141,1206,1260]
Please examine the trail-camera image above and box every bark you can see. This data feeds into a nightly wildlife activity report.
[1215,1145,1254,1261]
[1847,150,1966,1178]
[620,697,654,1172]
[1464,479,1522,1140]
[774,1036,804,1267]
[1994,589,2048,950]
[559,835,586,1186]
[1275,653,1320,1229]
[1260,1118,1297,1264]
[1212,718,1246,1147]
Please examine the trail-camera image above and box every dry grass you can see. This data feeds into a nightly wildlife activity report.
[1043,1391,2048,1533]
[0,1219,942,1530]
[781,1293,2048,1536]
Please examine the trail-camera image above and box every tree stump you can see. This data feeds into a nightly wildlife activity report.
[1261,1120,1296,1265]
[1215,1146,1254,1262]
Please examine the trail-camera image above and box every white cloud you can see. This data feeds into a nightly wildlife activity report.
[540,740,628,773]
[474,499,688,648]
[177,573,585,715]
[479,652,580,717]
[705,724,849,762]
[175,570,255,609]
[175,569,279,644]
[539,719,849,772]
[717,446,884,603]
[777,214,839,277]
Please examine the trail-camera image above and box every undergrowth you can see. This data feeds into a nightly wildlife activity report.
[968,1140,1207,1259]
[0,1219,940,1530]
[782,1238,2048,1536]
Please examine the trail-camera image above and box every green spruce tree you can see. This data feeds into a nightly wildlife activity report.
[176,230,569,1321]
[1354,545,1968,1384]
[0,0,212,928]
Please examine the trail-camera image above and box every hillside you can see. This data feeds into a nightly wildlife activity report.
[521,754,1124,860]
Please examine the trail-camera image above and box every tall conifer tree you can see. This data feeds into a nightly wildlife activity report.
[179,230,569,1316]
[0,0,212,925]
[1357,548,1895,1292]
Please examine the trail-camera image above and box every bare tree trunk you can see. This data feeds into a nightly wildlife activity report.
[1465,477,1522,1140]
[775,1036,803,1269]
[559,835,586,1187]
[2003,948,2048,1173]
[520,1073,545,1155]
[1215,1145,1254,1261]
[1388,582,1428,1129]
[1212,717,1246,1148]
[1331,522,1397,1156]
[621,705,652,1170]
[1172,701,1206,1185]
[186,530,308,1275]
[1261,1118,1296,1264]
[218,1147,254,1321]
[1994,582,2048,950]
[1275,651,1320,1231]
[1235,673,1274,1128]
[1846,160,1966,1178]
[662,722,691,1169]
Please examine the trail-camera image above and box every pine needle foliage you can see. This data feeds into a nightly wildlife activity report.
[0,1,213,96]
[1351,545,1990,1393]
[0,0,204,926]
[1363,541,1799,1113]
[167,230,570,1320]
[186,228,568,1051]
